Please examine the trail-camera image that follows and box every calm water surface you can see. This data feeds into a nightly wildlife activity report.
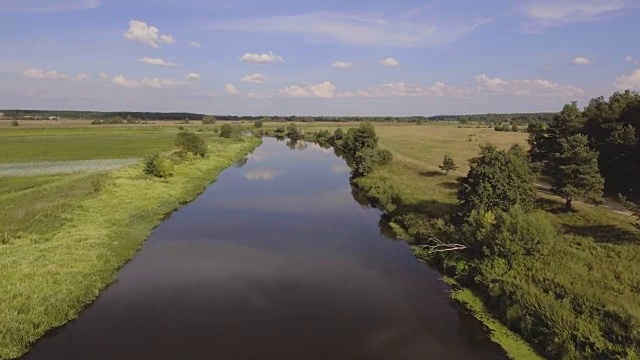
[23,138,506,360]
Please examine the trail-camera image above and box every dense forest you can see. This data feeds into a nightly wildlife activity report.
[1,109,554,125]
[529,90,640,199]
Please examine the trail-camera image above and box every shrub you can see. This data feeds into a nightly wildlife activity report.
[143,153,174,178]
[439,153,458,174]
[11,120,19,127]
[219,123,243,140]
[175,131,207,157]
[202,115,216,125]
[254,120,263,128]
[462,206,555,261]
[376,148,393,165]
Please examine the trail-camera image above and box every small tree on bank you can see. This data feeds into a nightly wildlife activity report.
[458,144,537,217]
[439,154,458,175]
[143,153,174,178]
[176,131,207,157]
[549,134,604,209]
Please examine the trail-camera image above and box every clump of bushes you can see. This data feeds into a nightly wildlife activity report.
[11,120,19,127]
[143,153,174,178]
[219,123,243,140]
[176,131,207,157]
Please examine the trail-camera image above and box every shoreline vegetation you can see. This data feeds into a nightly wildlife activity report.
[0,136,261,359]
[296,115,639,359]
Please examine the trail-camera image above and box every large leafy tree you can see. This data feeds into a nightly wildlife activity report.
[549,134,604,209]
[528,102,584,169]
[458,144,537,216]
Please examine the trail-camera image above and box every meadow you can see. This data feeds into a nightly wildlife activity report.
[0,123,260,359]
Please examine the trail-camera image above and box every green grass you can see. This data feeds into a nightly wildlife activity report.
[0,127,180,162]
[0,137,261,359]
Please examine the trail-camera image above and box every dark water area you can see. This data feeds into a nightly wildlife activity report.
[23,138,506,360]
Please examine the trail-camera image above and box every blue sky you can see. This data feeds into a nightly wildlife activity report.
[1,0,639,115]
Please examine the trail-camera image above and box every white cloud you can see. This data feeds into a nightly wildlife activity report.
[123,20,175,48]
[112,75,184,88]
[380,58,400,67]
[332,61,353,69]
[519,0,633,32]
[337,75,584,100]
[189,41,202,48]
[76,73,91,81]
[1,0,100,13]
[475,74,585,98]
[615,69,640,90]
[225,84,240,95]
[279,81,336,98]
[99,72,109,79]
[137,57,176,67]
[22,69,69,79]
[241,73,266,84]
[572,56,593,65]
[160,34,175,45]
[244,169,282,181]
[239,52,284,64]
[184,73,200,80]
[338,81,470,99]
[626,56,639,64]
[211,10,492,48]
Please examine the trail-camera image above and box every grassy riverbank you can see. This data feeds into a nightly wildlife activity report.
[351,124,640,359]
[0,136,260,359]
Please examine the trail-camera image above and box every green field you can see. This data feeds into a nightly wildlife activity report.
[0,125,260,359]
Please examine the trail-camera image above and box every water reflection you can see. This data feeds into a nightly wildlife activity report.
[243,168,282,181]
[22,137,506,360]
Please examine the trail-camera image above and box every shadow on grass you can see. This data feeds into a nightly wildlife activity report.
[420,170,443,177]
[439,181,460,191]
[390,198,458,219]
[536,197,575,215]
[562,224,640,245]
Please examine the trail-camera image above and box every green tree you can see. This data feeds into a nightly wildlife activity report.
[143,153,174,178]
[286,123,303,140]
[458,144,537,216]
[254,120,263,128]
[175,131,207,157]
[439,154,458,175]
[340,122,378,158]
[220,123,232,138]
[11,120,19,127]
[549,134,604,209]
[529,102,584,168]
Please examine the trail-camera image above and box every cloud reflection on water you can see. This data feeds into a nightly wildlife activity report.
[243,168,283,181]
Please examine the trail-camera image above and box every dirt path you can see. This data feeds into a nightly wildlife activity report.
[379,142,632,217]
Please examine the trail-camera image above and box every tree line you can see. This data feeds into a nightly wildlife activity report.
[2,109,555,125]
[529,90,640,202]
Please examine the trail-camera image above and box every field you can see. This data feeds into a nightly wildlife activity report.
[0,123,261,359]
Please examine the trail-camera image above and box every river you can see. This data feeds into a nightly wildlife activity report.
[22,137,506,360]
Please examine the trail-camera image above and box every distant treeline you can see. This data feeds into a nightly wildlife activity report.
[1,110,555,124]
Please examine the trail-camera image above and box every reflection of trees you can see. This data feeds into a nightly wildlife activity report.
[235,157,249,168]
[275,135,285,142]
[286,139,309,151]
[378,219,400,241]
[350,184,373,208]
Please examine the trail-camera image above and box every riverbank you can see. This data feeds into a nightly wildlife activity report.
[0,137,261,359]
[354,154,640,359]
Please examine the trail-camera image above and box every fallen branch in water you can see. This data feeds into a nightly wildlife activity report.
[419,236,467,254]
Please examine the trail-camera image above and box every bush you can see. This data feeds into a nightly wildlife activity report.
[143,153,174,178]
[254,120,263,128]
[175,131,207,157]
[11,120,19,127]
[462,206,555,261]
[202,115,216,125]
[219,123,243,140]
[376,148,393,165]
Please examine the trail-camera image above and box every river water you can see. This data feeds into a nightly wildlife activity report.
[23,138,506,360]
